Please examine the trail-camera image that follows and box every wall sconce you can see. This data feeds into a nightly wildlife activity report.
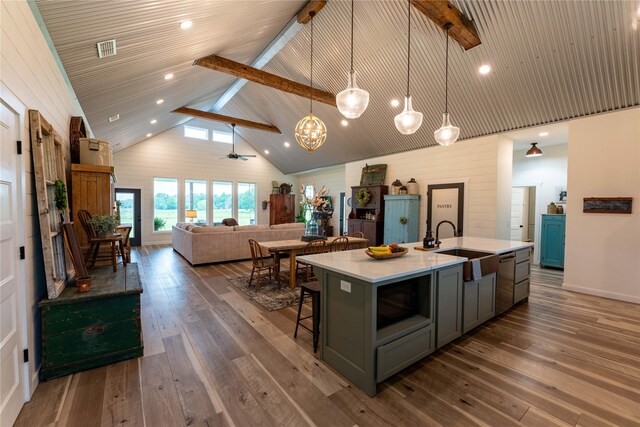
[261,200,269,210]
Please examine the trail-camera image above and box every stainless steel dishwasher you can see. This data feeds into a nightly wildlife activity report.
[496,252,516,315]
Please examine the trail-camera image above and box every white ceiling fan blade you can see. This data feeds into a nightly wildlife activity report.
[238,154,257,158]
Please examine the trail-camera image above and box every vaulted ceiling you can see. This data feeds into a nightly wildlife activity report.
[36,0,639,174]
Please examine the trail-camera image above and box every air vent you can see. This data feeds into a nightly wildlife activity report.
[96,39,117,58]
[108,114,119,123]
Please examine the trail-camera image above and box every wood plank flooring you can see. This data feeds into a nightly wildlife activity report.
[15,246,640,426]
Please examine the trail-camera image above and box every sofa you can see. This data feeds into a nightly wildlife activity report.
[172,222,306,265]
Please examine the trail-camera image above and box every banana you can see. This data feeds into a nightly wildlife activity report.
[369,246,391,253]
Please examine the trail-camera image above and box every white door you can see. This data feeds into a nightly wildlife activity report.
[0,101,26,426]
[510,187,528,241]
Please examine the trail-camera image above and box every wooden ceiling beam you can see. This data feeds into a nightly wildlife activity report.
[194,54,337,107]
[297,0,327,24]
[410,0,481,50]
[172,107,282,134]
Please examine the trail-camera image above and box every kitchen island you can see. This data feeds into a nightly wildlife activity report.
[297,237,533,396]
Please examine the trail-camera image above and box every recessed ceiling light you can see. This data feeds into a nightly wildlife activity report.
[538,132,549,137]
[164,73,174,80]
[108,113,120,123]
[150,119,157,124]
[284,142,290,148]
[146,133,152,138]
[390,99,400,107]
[341,119,349,126]
[156,99,164,105]
[179,20,193,30]
[479,64,491,75]
[264,149,270,154]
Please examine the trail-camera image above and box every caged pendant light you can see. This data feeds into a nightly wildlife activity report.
[395,0,423,135]
[336,0,369,119]
[295,12,327,153]
[434,23,460,146]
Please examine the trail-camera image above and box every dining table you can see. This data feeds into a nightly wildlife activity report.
[258,236,369,289]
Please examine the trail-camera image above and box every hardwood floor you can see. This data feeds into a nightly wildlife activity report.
[16,246,640,426]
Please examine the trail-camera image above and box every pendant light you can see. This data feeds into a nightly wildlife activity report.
[395,0,423,135]
[525,142,543,157]
[295,12,327,152]
[336,0,369,119]
[434,23,460,146]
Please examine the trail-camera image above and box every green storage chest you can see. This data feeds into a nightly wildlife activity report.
[39,263,143,380]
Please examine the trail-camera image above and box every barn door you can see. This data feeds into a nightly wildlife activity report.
[29,110,71,299]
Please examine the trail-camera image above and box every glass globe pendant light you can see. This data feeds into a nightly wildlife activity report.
[295,12,327,152]
[434,23,460,146]
[395,0,423,135]
[336,0,369,119]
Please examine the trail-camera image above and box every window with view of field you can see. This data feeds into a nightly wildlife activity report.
[185,180,207,223]
[238,182,256,225]
[154,177,178,231]
[212,181,233,224]
[304,184,314,221]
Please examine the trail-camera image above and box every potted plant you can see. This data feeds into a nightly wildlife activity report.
[89,215,118,237]
[154,217,166,231]
[54,179,67,211]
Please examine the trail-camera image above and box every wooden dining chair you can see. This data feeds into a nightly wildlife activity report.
[296,240,326,282]
[329,236,349,252]
[349,231,365,238]
[77,210,124,272]
[248,239,278,289]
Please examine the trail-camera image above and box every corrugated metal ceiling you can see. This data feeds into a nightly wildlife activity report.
[36,1,639,173]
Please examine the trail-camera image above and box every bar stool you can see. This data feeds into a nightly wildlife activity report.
[294,281,321,353]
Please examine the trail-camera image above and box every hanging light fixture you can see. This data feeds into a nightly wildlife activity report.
[295,12,327,152]
[525,142,543,157]
[434,23,460,146]
[395,0,423,135]
[336,0,369,119]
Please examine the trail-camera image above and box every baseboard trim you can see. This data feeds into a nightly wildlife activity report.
[562,283,640,304]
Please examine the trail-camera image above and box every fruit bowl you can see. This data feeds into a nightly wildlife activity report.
[364,247,409,259]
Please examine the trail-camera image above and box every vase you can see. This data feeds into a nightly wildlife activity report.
[305,217,319,236]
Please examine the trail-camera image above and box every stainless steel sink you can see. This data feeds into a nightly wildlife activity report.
[436,249,500,281]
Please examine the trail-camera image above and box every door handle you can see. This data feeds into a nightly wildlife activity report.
[519,225,524,228]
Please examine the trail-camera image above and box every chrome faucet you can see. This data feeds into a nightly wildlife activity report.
[435,220,458,247]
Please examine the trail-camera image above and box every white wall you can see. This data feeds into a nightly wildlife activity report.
[344,134,513,240]
[1,0,80,394]
[291,165,346,232]
[512,143,568,264]
[113,118,290,244]
[564,108,640,303]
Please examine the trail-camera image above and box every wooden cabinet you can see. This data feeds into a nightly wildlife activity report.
[435,265,463,348]
[71,164,115,247]
[348,185,388,245]
[463,273,496,333]
[383,195,420,245]
[39,264,143,380]
[541,214,565,268]
[269,194,295,225]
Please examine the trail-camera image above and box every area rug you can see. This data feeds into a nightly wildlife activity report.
[227,276,301,311]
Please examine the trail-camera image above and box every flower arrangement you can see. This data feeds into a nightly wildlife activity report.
[299,183,329,211]
[89,215,118,236]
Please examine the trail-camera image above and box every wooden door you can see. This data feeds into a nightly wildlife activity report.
[71,164,114,247]
[0,101,26,426]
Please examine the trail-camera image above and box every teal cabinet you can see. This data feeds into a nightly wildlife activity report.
[540,214,566,268]
[383,195,421,245]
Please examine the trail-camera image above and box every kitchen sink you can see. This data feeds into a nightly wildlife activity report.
[436,249,500,281]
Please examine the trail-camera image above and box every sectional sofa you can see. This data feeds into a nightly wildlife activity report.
[172,222,306,265]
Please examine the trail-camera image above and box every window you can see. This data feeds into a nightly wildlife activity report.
[304,184,314,221]
[184,125,208,140]
[212,181,233,224]
[185,180,207,223]
[238,182,256,225]
[153,178,178,231]
[212,131,232,144]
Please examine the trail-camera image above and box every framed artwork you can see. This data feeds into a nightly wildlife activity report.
[360,164,387,185]
[427,183,464,237]
[583,197,632,214]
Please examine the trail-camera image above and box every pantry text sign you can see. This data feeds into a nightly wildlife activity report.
[427,183,464,237]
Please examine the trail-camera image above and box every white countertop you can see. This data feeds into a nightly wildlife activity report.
[297,248,465,283]
[297,237,533,283]
[434,236,533,255]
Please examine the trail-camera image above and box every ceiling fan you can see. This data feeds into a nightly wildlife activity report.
[223,123,256,161]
